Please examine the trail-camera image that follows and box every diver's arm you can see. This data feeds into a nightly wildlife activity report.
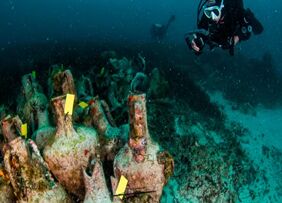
[197,15,209,30]
[184,14,210,55]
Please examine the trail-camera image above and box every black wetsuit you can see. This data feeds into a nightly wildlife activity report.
[196,0,263,55]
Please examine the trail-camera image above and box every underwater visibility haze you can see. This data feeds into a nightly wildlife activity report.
[0,0,282,202]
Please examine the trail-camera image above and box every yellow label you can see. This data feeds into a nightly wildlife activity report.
[115,175,128,199]
[64,94,75,115]
[0,170,4,177]
[21,123,27,138]
[79,101,89,109]
[32,71,36,78]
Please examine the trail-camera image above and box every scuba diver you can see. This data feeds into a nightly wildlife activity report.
[185,0,264,55]
[151,15,176,41]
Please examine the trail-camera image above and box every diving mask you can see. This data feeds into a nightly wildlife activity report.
[204,0,224,20]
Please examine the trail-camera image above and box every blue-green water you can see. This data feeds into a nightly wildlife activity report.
[0,1,281,202]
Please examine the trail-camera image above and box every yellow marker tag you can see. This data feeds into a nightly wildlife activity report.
[0,170,4,177]
[115,175,128,199]
[21,123,27,138]
[32,71,36,78]
[79,101,89,109]
[64,94,75,115]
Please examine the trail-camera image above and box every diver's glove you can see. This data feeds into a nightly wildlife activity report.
[185,29,209,55]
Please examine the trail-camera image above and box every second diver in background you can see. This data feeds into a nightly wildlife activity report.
[151,15,176,41]
[186,0,264,55]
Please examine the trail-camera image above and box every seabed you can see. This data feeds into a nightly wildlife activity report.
[0,42,281,203]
